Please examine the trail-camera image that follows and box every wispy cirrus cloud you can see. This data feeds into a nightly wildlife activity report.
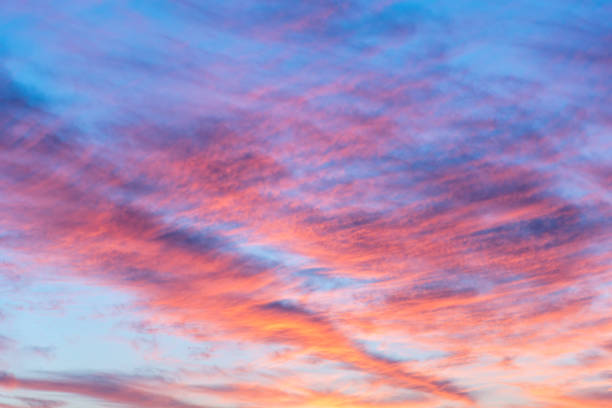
[0,1,610,407]
[0,371,205,408]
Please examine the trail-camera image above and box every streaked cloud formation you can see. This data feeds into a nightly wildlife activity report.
[0,1,610,407]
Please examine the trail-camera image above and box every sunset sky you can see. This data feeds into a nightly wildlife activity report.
[0,1,611,407]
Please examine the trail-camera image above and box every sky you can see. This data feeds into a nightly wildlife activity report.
[0,1,610,407]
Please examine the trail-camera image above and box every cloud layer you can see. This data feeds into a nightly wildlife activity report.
[0,1,610,407]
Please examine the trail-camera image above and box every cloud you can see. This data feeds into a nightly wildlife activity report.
[0,1,610,407]
[0,372,205,408]
[17,398,65,408]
